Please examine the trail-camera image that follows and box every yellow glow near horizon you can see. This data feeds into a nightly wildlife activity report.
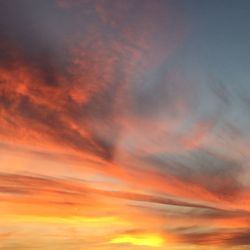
[111,233,164,247]
[0,215,130,227]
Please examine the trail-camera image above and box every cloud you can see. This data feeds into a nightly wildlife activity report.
[0,0,190,168]
[177,229,250,246]
[0,1,250,249]
[0,172,225,212]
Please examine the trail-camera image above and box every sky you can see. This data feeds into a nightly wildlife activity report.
[0,0,250,249]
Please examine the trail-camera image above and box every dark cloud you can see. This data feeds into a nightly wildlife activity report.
[191,208,250,220]
[0,0,74,86]
[144,149,244,201]
[177,229,250,246]
[0,0,187,164]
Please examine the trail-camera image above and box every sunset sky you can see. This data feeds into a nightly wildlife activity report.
[0,0,250,249]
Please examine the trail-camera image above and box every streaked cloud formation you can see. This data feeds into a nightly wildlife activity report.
[0,0,250,249]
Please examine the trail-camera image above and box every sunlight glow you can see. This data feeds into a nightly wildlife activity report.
[111,233,164,247]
